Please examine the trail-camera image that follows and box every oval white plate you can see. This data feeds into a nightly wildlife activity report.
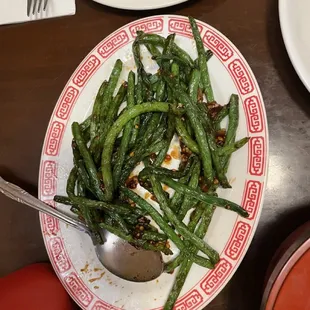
[279,0,310,92]
[39,15,268,310]
[93,0,188,10]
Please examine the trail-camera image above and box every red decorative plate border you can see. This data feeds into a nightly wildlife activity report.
[39,15,268,310]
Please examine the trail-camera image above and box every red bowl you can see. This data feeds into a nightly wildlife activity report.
[261,221,310,310]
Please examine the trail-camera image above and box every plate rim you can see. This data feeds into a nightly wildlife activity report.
[279,0,310,92]
[38,14,269,310]
[92,0,188,11]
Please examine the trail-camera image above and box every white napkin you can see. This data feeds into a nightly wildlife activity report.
[0,0,76,26]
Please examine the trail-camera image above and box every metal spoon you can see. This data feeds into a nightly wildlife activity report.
[0,176,164,282]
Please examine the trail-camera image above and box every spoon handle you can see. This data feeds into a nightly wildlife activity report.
[0,176,89,233]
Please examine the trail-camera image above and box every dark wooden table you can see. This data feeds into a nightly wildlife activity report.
[1,0,310,309]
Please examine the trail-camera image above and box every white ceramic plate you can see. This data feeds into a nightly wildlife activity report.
[279,0,310,92]
[93,0,188,10]
[39,15,268,310]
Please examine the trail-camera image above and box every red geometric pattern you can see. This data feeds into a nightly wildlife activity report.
[64,273,94,307]
[225,221,251,260]
[244,96,263,133]
[129,17,164,37]
[174,289,203,310]
[241,180,263,220]
[248,137,265,176]
[97,30,129,59]
[91,301,120,310]
[56,86,79,120]
[228,59,254,95]
[168,18,203,38]
[42,214,59,236]
[73,55,101,88]
[40,160,57,197]
[202,30,234,61]
[200,259,232,295]
[44,121,65,156]
[48,237,71,273]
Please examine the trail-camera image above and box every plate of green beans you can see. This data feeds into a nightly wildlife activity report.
[39,15,268,310]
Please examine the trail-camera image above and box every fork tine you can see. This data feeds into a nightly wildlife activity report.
[38,0,43,12]
[27,0,31,16]
[43,0,49,10]
[32,0,38,14]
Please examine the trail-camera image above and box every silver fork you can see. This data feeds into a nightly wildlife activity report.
[27,0,49,16]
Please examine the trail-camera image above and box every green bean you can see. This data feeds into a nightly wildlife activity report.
[101,102,170,201]
[72,141,96,195]
[123,214,140,225]
[171,62,179,82]
[164,75,213,184]
[136,112,153,143]
[105,214,113,226]
[128,75,143,149]
[77,177,86,197]
[108,212,129,234]
[141,231,167,242]
[70,206,81,216]
[170,158,197,211]
[122,188,213,268]
[164,205,204,273]
[66,167,77,198]
[94,82,127,164]
[99,222,172,255]
[101,60,123,126]
[150,175,219,263]
[222,94,239,172]
[164,254,183,273]
[72,122,105,201]
[134,33,153,101]
[164,205,215,310]
[152,55,194,68]
[162,34,175,71]
[178,161,200,219]
[90,80,108,140]
[154,112,175,167]
[109,82,127,121]
[164,258,192,310]
[185,117,194,137]
[80,115,91,132]
[139,157,194,181]
[137,32,194,67]
[156,80,166,101]
[188,69,201,103]
[150,37,176,167]
[189,17,214,103]
[53,195,146,217]
[213,104,229,130]
[150,114,167,142]
[145,44,162,66]
[158,175,249,217]
[188,205,205,232]
[120,186,185,250]
[217,137,250,157]
[120,140,167,185]
[113,72,135,187]
[139,113,162,146]
[175,117,199,153]
[83,207,103,244]
[194,49,214,67]
[148,72,160,84]
[194,102,230,187]
[90,60,123,157]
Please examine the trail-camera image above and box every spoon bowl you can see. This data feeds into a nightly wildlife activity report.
[0,176,164,282]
